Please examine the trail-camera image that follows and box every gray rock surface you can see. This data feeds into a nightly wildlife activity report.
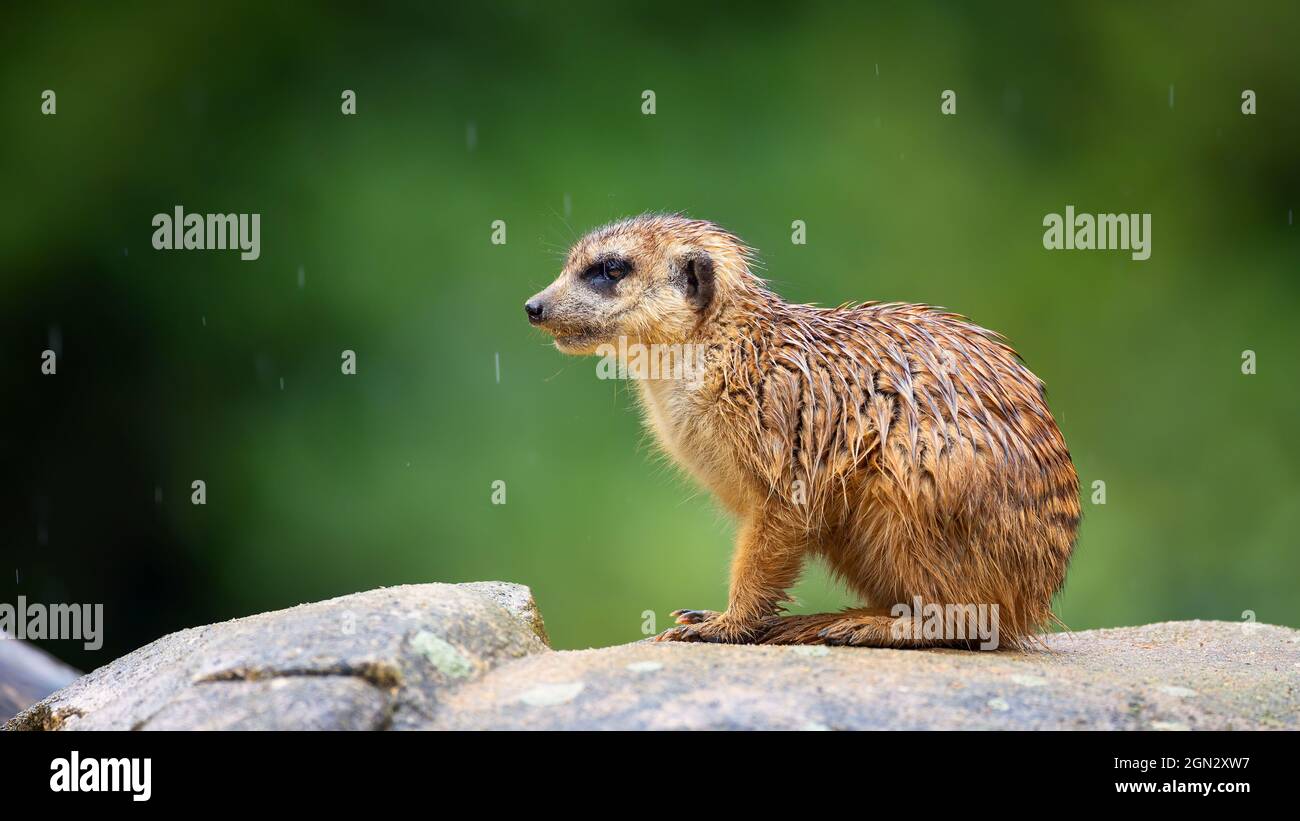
[431,620,1299,730]
[8,584,1297,730]
[6,583,548,731]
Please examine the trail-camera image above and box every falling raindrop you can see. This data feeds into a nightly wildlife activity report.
[279,377,285,391]
[495,352,501,383]
[297,265,305,289]
[466,121,478,151]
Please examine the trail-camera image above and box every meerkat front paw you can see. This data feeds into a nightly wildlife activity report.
[655,608,722,641]
[655,611,765,643]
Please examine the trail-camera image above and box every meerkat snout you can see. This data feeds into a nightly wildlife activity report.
[524,297,545,323]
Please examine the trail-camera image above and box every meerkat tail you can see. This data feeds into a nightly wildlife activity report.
[758,608,985,649]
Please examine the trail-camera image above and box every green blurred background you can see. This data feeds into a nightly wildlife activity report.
[2,2,1297,669]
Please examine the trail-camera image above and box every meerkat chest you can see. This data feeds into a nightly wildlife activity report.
[635,377,704,456]
[634,375,748,511]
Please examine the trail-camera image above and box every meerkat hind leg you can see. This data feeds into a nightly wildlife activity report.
[759,608,975,648]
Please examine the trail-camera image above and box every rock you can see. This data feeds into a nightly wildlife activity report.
[426,619,1299,730]
[0,632,80,723]
[457,581,549,646]
[6,583,548,731]
[9,586,1297,731]
[139,678,391,731]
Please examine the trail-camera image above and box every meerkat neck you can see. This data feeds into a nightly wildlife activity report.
[693,278,781,346]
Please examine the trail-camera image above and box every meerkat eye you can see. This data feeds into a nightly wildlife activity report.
[583,257,630,288]
[601,258,629,280]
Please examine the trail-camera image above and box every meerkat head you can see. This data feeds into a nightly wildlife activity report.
[525,213,757,354]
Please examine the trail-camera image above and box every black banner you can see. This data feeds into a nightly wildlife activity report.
[0,730,1286,807]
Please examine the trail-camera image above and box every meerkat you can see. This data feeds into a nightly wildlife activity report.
[525,214,1079,648]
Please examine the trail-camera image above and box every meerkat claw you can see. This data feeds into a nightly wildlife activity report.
[671,609,718,625]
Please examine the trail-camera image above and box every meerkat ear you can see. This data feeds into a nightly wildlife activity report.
[678,252,715,313]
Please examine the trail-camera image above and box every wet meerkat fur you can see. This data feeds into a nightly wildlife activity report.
[526,214,1079,648]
